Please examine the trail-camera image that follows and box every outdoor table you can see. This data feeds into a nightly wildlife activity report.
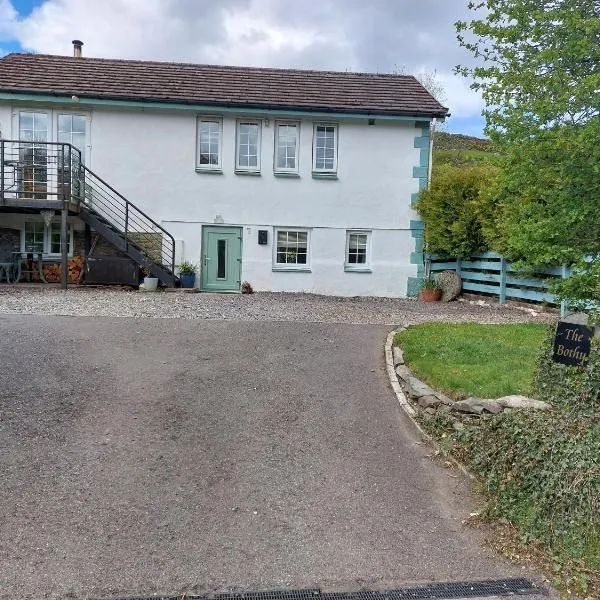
[11,251,48,284]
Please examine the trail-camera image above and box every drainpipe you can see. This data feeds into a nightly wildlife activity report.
[72,40,83,58]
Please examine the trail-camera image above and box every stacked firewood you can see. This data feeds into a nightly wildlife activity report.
[42,256,85,283]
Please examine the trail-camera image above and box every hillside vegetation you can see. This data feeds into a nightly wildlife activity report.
[432,131,495,168]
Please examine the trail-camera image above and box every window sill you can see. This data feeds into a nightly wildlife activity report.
[272,266,312,273]
[195,167,223,174]
[312,172,338,180]
[344,266,372,273]
[234,169,261,176]
[274,171,300,178]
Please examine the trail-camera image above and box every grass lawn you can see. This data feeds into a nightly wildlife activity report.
[394,322,549,399]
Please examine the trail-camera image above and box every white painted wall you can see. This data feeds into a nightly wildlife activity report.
[0,101,424,296]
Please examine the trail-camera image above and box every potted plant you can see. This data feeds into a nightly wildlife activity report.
[178,260,197,289]
[419,278,443,302]
[141,265,159,292]
[241,281,253,294]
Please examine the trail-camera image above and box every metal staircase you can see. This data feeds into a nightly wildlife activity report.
[0,139,176,286]
[79,166,176,286]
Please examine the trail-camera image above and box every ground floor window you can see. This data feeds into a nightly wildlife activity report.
[274,229,309,268]
[23,221,72,256]
[345,230,371,270]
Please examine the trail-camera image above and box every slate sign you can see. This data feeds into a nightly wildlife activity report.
[552,321,593,366]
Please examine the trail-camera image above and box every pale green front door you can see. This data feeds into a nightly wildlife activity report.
[201,226,242,292]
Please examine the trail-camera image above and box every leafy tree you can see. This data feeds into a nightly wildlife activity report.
[455,0,600,307]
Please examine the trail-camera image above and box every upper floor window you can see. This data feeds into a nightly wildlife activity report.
[236,120,261,173]
[313,123,338,173]
[58,114,86,153]
[197,117,222,170]
[19,111,48,143]
[274,122,299,174]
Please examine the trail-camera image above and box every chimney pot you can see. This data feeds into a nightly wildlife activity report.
[72,39,83,58]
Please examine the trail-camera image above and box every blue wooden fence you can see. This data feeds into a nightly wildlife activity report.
[428,252,570,314]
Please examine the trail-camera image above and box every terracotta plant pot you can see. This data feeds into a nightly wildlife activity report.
[419,288,442,302]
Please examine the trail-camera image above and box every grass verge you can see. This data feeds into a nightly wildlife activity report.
[393,322,547,399]
[395,323,599,598]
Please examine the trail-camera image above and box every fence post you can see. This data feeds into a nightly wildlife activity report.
[456,257,461,278]
[499,257,507,305]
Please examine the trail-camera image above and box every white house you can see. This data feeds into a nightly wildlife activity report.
[0,42,448,296]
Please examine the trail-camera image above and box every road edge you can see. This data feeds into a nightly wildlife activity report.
[384,328,475,481]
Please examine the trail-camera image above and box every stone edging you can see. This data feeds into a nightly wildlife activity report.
[384,328,475,480]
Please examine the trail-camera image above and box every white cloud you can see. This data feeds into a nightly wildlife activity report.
[0,0,18,40]
[2,0,485,133]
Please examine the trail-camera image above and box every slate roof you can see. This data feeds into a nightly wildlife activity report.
[0,53,449,118]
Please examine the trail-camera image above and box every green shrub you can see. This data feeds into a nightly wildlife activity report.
[457,410,599,567]
[534,325,600,415]
[416,164,497,258]
[455,328,600,567]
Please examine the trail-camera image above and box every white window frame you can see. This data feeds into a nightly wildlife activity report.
[235,119,262,173]
[312,123,338,174]
[345,230,371,272]
[196,116,223,171]
[273,228,311,271]
[21,220,74,258]
[273,121,300,175]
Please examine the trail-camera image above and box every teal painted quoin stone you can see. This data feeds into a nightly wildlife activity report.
[407,120,431,296]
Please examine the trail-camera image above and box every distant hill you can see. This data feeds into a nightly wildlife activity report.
[432,132,495,167]
[433,131,492,151]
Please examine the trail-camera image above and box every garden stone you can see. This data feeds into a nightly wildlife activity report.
[417,395,442,409]
[480,399,503,414]
[452,399,484,415]
[406,376,436,399]
[425,408,436,415]
[393,346,405,366]
[495,395,552,411]
[395,365,411,381]
[434,270,462,302]
[453,397,503,415]
[434,392,454,406]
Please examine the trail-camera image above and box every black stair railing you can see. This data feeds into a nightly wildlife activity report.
[0,139,82,205]
[80,166,176,278]
[0,138,176,281]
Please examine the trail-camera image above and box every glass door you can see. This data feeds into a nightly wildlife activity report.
[18,111,48,200]
[200,226,242,292]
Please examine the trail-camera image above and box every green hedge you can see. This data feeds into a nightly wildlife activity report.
[455,327,600,568]
[415,164,497,258]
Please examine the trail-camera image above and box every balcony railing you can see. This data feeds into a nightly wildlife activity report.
[0,139,83,208]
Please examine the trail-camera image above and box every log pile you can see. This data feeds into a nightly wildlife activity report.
[42,256,85,283]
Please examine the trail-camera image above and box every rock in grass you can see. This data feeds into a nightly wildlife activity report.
[392,346,404,366]
[395,365,411,380]
[495,395,552,411]
[406,377,436,399]
[452,397,503,415]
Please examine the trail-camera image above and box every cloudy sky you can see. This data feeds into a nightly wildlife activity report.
[0,0,486,136]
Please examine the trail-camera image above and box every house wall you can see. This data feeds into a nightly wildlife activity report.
[0,101,426,296]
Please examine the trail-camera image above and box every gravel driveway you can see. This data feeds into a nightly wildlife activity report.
[0,285,554,324]
[0,315,551,600]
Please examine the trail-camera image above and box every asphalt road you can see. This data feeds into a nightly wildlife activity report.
[0,315,545,599]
